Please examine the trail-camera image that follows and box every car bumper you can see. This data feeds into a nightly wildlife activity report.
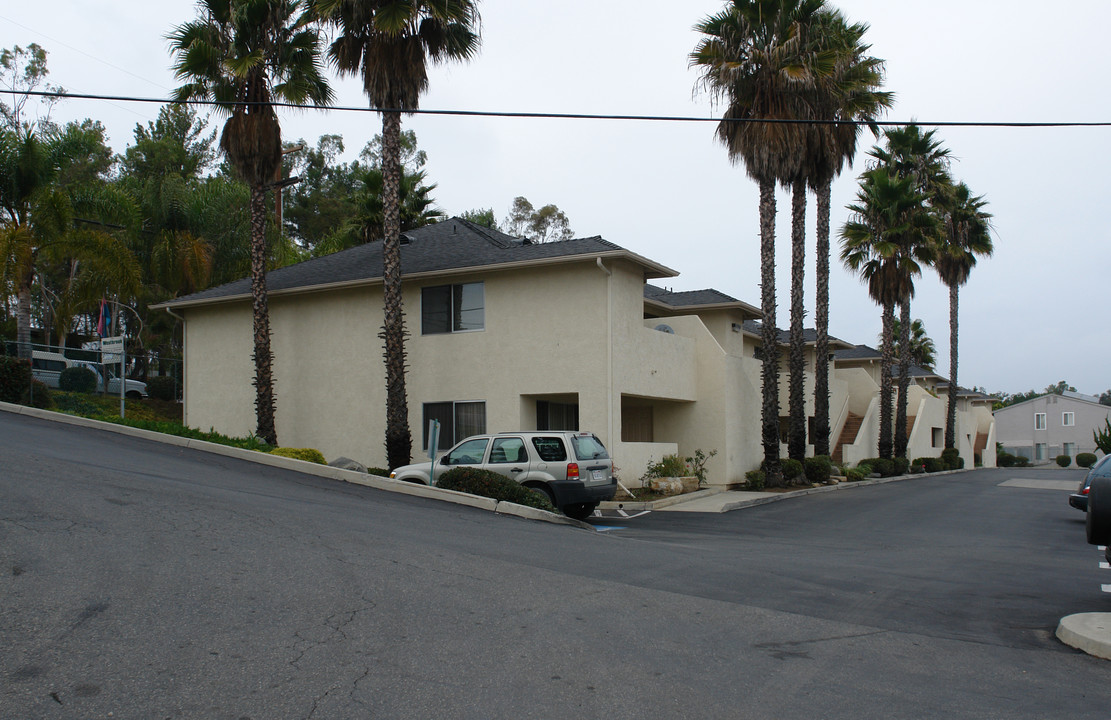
[1069,493,1088,512]
[550,478,617,508]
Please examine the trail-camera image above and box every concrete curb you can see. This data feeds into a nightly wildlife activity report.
[1057,613,1111,661]
[0,401,590,530]
[601,468,968,514]
[599,487,729,512]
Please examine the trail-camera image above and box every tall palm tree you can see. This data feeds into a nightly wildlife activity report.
[804,11,891,458]
[935,182,992,449]
[869,125,948,457]
[169,0,332,445]
[841,168,935,459]
[692,0,826,485]
[313,0,480,470]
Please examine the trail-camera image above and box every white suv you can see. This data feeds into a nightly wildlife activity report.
[390,431,616,520]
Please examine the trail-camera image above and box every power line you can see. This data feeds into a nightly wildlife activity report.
[2,88,1110,128]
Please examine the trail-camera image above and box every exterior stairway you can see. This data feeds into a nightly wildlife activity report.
[832,413,864,464]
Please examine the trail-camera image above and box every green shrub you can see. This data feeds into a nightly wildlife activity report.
[20,379,53,409]
[685,448,717,487]
[744,469,766,491]
[861,457,896,477]
[997,452,1016,467]
[0,355,31,404]
[781,458,804,483]
[804,455,833,484]
[893,457,910,476]
[923,457,945,473]
[269,447,326,464]
[147,375,178,401]
[911,457,930,472]
[1077,453,1098,469]
[59,366,98,393]
[1014,455,1030,467]
[844,467,866,482]
[643,454,690,481]
[366,467,391,477]
[436,467,555,512]
[1055,454,1072,468]
[940,448,960,470]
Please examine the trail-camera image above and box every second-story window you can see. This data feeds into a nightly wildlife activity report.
[1063,412,1075,427]
[1034,412,1047,430]
[421,282,484,334]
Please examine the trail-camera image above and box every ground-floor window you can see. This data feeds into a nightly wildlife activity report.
[1063,442,1077,457]
[423,400,486,451]
[537,400,579,431]
[1035,443,1047,461]
[621,404,654,442]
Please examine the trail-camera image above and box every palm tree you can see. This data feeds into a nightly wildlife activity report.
[804,11,891,458]
[841,168,935,459]
[885,317,936,369]
[935,182,992,449]
[692,0,826,485]
[169,0,332,446]
[0,124,122,357]
[313,0,480,470]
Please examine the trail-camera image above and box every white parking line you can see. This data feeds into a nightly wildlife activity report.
[1101,562,1110,570]
[1103,585,1111,594]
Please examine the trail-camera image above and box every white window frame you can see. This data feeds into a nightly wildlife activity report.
[1062,412,1075,427]
[1034,413,1047,430]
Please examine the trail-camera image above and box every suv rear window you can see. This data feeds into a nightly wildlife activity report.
[531,437,567,462]
[571,434,609,461]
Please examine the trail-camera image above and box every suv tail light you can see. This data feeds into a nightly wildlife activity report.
[566,463,580,481]
[1083,487,1090,495]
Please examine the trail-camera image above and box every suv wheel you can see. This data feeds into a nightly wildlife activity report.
[563,502,597,521]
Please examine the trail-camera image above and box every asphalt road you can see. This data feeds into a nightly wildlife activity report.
[2,410,1108,719]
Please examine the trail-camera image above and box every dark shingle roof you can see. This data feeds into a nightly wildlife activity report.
[158,218,675,308]
[644,284,740,307]
[741,320,853,349]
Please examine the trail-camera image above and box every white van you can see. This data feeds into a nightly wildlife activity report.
[31,351,148,398]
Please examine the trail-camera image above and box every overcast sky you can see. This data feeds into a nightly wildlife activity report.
[3,1,1109,397]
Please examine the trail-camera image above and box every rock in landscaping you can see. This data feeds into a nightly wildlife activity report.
[328,456,368,473]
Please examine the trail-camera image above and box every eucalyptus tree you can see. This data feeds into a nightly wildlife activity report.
[840,168,936,459]
[935,181,992,449]
[692,0,826,485]
[802,11,891,458]
[313,0,481,469]
[169,0,333,446]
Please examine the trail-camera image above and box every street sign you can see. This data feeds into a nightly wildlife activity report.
[101,336,124,362]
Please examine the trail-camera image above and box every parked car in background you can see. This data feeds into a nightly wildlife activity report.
[31,351,148,398]
[390,431,616,520]
[1069,453,1111,512]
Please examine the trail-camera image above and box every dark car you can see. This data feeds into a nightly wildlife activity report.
[1069,453,1111,511]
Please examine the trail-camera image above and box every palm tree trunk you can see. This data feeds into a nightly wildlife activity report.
[812,179,832,458]
[759,177,782,486]
[879,301,895,459]
[895,299,911,459]
[787,179,807,463]
[16,268,33,359]
[248,184,277,446]
[945,281,959,449]
[381,110,412,470]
